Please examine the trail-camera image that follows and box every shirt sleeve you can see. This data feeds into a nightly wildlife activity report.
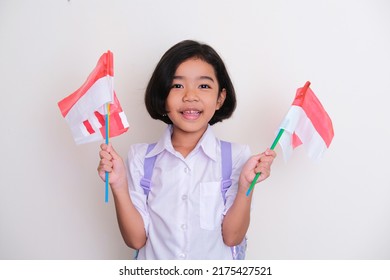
[126,143,150,236]
[223,143,251,214]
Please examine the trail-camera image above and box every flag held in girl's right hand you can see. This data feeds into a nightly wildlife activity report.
[58,51,129,145]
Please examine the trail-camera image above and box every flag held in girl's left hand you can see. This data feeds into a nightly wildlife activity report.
[278,81,334,161]
[246,81,334,196]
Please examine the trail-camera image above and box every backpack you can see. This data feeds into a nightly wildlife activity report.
[139,140,247,260]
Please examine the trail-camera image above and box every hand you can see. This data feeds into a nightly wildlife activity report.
[239,148,276,192]
[97,143,128,191]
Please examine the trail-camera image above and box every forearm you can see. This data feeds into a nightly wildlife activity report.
[222,148,275,247]
[222,191,253,246]
[112,187,147,250]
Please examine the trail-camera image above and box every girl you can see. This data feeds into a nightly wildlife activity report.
[98,40,276,259]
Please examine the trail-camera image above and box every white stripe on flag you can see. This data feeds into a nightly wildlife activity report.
[79,122,90,137]
[279,106,328,161]
[64,76,113,125]
[75,131,104,145]
[89,113,103,130]
[119,111,130,129]
[70,122,103,145]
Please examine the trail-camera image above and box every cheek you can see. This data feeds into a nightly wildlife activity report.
[165,93,180,112]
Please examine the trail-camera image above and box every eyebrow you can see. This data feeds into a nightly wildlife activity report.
[172,75,215,82]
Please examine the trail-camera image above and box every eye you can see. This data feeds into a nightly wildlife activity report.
[171,84,183,89]
[199,84,211,89]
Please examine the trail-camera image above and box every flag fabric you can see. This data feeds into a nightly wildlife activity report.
[58,51,129,145]
[278,81,334,161]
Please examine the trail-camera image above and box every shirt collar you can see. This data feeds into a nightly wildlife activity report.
[196,125,218,162]
[145,125,218,162]
[144,126,172,158]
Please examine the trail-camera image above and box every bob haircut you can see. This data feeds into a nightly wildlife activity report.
[145,40,236,125]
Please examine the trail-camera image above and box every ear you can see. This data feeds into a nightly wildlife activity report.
[216,89,226,110]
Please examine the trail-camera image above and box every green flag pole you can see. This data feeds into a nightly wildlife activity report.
[245,128,285,196]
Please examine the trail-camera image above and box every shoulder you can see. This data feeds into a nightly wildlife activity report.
[127,126,171,163]
[128,143,149,156]
[230,141,250,154]
[220,140,251,167]
[127,143,150,165]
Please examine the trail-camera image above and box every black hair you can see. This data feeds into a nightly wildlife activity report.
[144,40,236,125]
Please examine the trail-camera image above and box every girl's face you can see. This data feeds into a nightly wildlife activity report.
[165,58,226,137]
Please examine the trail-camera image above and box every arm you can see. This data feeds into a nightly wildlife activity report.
[98,143,147,249]
[222,149,276,246]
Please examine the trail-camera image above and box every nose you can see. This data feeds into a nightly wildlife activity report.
[183,87,198,102]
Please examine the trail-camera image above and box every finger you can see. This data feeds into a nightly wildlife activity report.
[258,170,270,181]
[259,149,276,158]
[99,143,111,160]
[255,165,270,176]
[255,163,271,179]
[259,156,275,165]
[259,150,276,164]
[97,158,113,172]
[250,153,263,163]
[255,158,273,174]
[106,143,121,161]
[263,148,277,159]
[99,150,112,160]
[101,158,113,168]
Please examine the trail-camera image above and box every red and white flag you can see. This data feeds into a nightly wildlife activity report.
[58,51,129,145]
[278,81,334,161]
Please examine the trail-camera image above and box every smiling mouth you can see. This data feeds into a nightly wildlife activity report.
[181,110,201,120]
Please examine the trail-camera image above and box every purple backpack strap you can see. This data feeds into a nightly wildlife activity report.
[140,143,157,196]
[220,140,232,203]
[221,140,247,260]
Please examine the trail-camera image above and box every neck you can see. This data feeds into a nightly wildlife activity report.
[171,126,207,158]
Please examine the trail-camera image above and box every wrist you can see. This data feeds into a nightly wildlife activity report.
[110,180,129,195]
[235,189,253,203]
[238,177,252,195]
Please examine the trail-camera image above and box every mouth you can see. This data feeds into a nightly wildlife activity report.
[181,109,202,120]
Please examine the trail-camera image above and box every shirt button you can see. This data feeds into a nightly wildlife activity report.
[181,224,187,230]
[179,253,186,259]
[184,167,189,173]
[181,195,188,200]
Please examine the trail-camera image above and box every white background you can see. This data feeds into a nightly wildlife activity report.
[0,0,389,260]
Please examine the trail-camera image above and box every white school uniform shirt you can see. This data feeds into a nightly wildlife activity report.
[127,125,251,260]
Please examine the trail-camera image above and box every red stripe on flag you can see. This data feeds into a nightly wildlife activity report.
[83,120,95,134]
[292,132,302,148]
[94,111,105,127]
[98,92,129,139]
[58,51,113,118]
[292,82,334,147]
